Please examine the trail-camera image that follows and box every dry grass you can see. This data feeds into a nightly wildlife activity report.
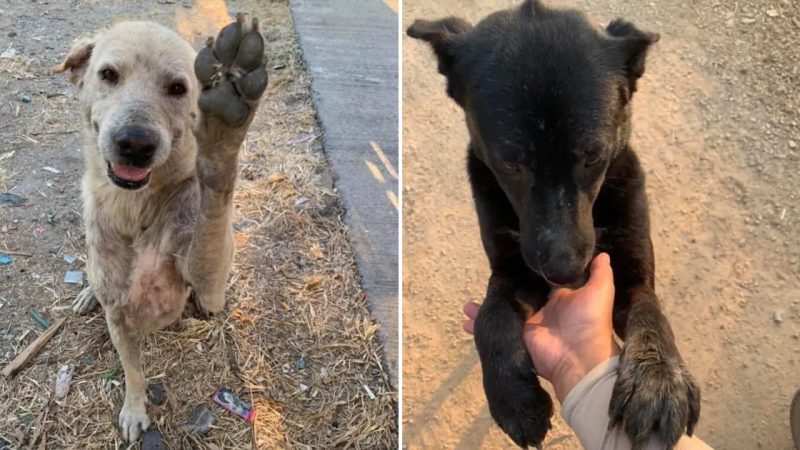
[0,2,396,448]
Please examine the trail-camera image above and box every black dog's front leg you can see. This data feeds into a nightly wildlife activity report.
[596,147,700,449]
[468,151,552,448]
[474,273,553,449]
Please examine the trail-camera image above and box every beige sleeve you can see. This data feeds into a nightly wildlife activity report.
[560,356,713,450]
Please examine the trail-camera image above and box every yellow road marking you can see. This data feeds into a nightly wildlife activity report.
[365,160,386,183]
[382,0,398,13]
[385,190,398,210]
[369,141,398,180]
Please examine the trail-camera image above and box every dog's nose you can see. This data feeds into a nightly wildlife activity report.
[114,126,158,167]
[541,249,590,287]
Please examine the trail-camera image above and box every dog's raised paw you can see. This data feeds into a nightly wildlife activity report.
[72,286,99,314]
[609,343,701,450]
[195,13,268,126]
[119,401,151,442]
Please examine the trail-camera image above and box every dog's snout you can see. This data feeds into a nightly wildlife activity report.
[522,234,592,287]
[540,248,589,287]
[114,126,158,167]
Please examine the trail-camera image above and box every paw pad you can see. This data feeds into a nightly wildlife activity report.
[195,13,268,126]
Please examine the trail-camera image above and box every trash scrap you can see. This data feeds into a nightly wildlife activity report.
[212,387,254,422]
[0,47,16,59]
[29,310,49,329]
[286,133,316,145]
[54,364,74,399]
[41,166,61,174]
[180,404,215,435]
[0,254,11,265]
[0,193,26,206]
[1,318,66,378]
[362,384,376,400]
[63,255,77,264]
[19,94,31,104]
[64,270,83,285]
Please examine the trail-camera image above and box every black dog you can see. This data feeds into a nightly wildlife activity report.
[408,1,699,448]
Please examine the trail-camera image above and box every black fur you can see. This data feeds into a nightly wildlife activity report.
[408,1,699,448]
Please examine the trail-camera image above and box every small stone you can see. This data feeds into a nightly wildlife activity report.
[180,404,215,435]
[63,255,77,264]
[789,140,797,149]
[19,94,31,103]
[54,365,74,399]
[741,18,756,24]
[320,367,329,378]
[0,193,26,206]
[141,430,166,450]
[299,383,309,392]
[282,363,292,374]
[773,310,784,323]
[766,9,779,17]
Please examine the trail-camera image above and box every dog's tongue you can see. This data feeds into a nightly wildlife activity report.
[111,164,150,182]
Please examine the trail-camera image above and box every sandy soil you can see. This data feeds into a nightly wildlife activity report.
[0,0,396,448]
[402,0,800,449]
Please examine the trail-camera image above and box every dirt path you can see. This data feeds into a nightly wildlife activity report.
[402,0,800,449]
[0,1,396,448]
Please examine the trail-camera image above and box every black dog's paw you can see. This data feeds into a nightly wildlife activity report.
[195,13,268,126]
[485,373,553,448]
[610,342,701,450]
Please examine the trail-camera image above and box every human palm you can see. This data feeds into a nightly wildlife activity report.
[464,253,619,401]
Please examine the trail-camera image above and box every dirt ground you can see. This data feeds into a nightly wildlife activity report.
[0,0,396,448]
[403,0,800,449]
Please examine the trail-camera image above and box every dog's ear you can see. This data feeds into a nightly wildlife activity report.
[606,19,660,96]
[520,0,544,17]
[407,17,472,76]
[52,37,94,88]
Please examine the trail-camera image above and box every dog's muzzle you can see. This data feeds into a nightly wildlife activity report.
[106,126,159,190]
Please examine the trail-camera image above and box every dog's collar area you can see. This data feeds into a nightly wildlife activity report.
[106,162,151,190]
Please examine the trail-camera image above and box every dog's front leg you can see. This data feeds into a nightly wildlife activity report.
[467,151,552,448]
[474,273,553,449]
[186,15,268,314]
[106,310,149,442]
[596,147,700,449]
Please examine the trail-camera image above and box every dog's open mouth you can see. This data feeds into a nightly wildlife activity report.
[107,162,151,190]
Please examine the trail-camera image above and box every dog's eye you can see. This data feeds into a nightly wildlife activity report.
[584,154,603,167]
[100,68,119,84]
[168,82,187,97]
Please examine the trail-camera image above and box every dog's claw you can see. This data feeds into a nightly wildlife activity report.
[72,286,99,314]
[196,15,268,126]
[119,401,150,443]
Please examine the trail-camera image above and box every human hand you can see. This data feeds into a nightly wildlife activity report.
[463,253,620,402]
